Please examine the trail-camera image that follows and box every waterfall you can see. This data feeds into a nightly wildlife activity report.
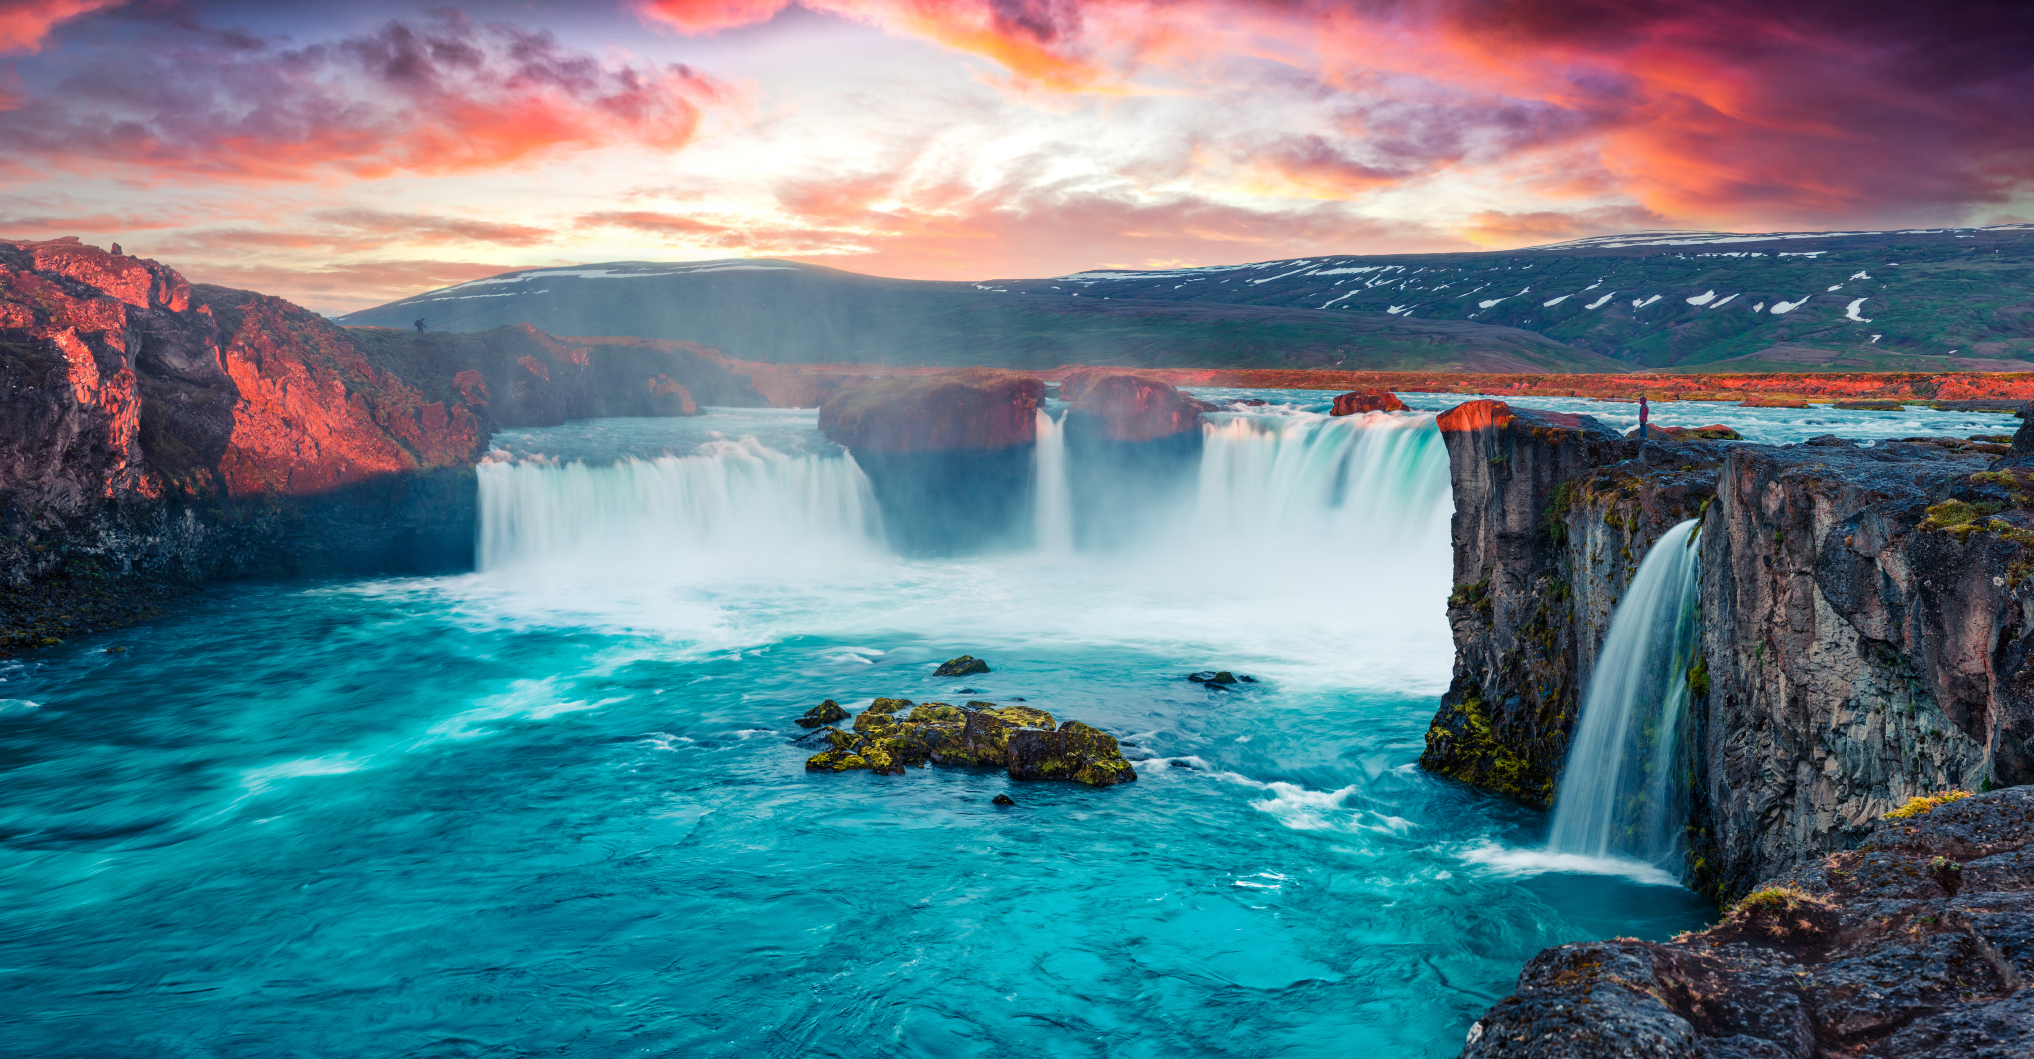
[477,436,883,573]
[1548,518,1702,865]
[1192,411,1453,559]
[1033,408,1073,553]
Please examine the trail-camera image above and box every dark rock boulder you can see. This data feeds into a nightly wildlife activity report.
[794,699,850,728]
[1460,787,2034,1059]
[799,694,1131,787]
[992,793,1016,806]
[1330,390,1407,416]
[1008,721,1138,786]
[935,655,990,676]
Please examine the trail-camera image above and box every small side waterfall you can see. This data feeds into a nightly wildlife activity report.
[1033,408,1073,553]
[1548,518,1702,866]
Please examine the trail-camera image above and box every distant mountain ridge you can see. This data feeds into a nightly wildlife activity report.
[339,224,2034,374]
[339,258,1621,374]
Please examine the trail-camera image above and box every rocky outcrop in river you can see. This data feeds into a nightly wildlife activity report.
[800,697,1136,786]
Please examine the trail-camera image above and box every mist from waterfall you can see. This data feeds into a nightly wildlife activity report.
[1548,518,1703,867]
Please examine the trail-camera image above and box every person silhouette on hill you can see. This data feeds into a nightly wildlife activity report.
[1638,395,1650,440]
[414,318,426,333]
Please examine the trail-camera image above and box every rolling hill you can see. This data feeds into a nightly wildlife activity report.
[338,224,2034,374]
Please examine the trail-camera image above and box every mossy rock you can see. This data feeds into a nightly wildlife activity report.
[819,726,861,752]
[906,701,963,722]
[795,699,851,728]
[806,749,870,772]
[876,729,935,768]
[929,711,1017,767]
[860,742,904,776]
[986,704,1056,730]
[1008,721,1138,787]
[1416,694,1554,806]
[853,710,903,736]
[867,697,913,715]
[935,654,991,676]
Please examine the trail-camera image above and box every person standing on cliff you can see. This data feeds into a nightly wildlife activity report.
[414,318,426,333]
[1638,394,1650,440]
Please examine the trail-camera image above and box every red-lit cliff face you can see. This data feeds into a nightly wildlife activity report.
[1,239,777,649]
[0,238,487,527]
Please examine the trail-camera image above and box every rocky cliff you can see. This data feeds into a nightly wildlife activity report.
[0,238,767,652]
[1419,401,1725,806]
[1429,400,2034,1055]
[1420,400,2033,896]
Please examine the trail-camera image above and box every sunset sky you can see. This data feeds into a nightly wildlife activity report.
[1,0,2028,314]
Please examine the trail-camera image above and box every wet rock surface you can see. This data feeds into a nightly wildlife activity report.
[800,698,1136,787]
[1460,787,2034,1059]
[934,654,991,676]
[794,699,850,728]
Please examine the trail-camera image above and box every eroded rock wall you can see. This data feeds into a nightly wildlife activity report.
[1419,400,1722,805]
[1694,435,2034,897]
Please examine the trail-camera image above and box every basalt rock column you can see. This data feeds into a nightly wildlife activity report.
[1058,370,1214,549]
[818,369,1045,554]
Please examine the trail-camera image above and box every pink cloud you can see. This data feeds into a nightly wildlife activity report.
[0,11,730,183]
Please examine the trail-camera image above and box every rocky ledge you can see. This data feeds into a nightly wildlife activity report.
[1462,787,2034,1059]
[797,697,1137,786]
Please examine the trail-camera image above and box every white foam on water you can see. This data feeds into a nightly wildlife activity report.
[1456,843,1684,887]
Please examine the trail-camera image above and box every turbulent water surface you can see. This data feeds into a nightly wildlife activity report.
[1,394,2007,1057]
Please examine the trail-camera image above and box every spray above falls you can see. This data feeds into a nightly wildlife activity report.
[1548,518,1703,867]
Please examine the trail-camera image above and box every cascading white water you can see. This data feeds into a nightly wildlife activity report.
[1033,408,1073,553]
[477,436,883,573]
[470,406,1455,673]
[1192,411,1453,558]
[1548,518,1703,865]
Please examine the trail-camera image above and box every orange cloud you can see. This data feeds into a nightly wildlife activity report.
[0,12,730,184]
